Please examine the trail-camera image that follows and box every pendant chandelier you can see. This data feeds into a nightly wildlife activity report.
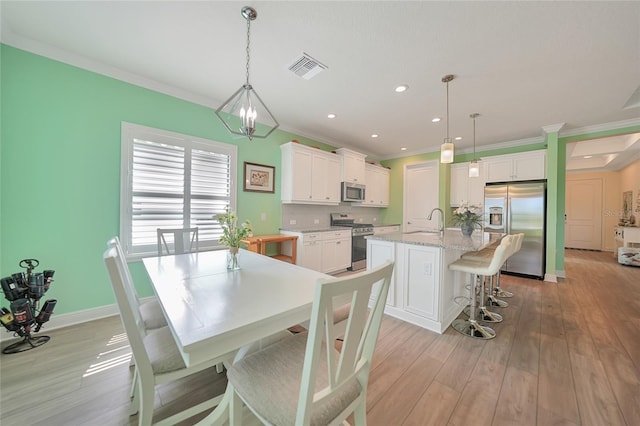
[469,113,480,177]
[440,74,455,164]
[215,6,279,141]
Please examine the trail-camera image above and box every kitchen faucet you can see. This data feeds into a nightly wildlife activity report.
[427,207,444,236]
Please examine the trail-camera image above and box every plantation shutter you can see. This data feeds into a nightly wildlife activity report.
[121,122,236,259]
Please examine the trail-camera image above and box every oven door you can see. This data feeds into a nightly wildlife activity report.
[350,233,370,271]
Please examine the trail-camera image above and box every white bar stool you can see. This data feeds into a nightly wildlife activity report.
[449,238,512,339]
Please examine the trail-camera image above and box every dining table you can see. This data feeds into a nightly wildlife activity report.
[142,248,332,424]
[142,248,330,367]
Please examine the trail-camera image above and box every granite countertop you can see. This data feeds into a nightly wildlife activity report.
[367,229,502,251]
[280,226,346,233]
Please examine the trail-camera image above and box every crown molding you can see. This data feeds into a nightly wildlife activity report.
[1,30,220,110]
[542,123,566,134]
[559,118,640,138]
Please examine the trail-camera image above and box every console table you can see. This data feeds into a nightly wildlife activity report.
[241,234,298,264]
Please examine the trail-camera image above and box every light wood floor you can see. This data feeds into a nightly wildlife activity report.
[1,249,639,425]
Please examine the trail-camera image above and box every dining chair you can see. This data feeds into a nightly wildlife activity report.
[226,260,394,426]
[157,227,199,256]
[107,237,167,330]
[104,245,230,426]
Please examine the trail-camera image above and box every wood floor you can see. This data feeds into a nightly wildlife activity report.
[1,249,639,425]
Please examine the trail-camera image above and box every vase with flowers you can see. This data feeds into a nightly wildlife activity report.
[215,207,253,270]
[451,202,482,237]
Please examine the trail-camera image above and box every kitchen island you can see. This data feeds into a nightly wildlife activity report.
[367,230,500,334]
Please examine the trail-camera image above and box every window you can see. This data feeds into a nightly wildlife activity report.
[120,122,237,259]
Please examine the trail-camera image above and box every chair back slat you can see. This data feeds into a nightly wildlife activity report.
[157,228,199,256]
[103,247,152,376]
[296,261,394,425]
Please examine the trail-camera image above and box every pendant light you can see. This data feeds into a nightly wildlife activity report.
[440,74,455,163]
[469,113,480,177]
[215,6,279,141]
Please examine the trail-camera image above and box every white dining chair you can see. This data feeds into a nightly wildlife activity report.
[107,237,167,330]
[157,227,199,256]
[104,245,230,426]
[226,261,394,426]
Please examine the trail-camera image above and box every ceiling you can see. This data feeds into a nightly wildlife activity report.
[2,1,639,167]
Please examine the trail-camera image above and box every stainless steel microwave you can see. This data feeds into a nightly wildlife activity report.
[341,182,366,202]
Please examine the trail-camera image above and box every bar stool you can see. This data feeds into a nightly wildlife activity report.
[449,238,512,339]
[493,232,523,299]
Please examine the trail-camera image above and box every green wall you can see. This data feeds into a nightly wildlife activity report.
[3,45,638,318]
[0,45,334,314]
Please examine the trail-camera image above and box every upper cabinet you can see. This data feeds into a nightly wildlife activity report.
[450,162,485,207]
[281,142,341,205]
[450,150,547,207]
[356,163,390,207]
[336,148,366,183]
[484,150,546,183]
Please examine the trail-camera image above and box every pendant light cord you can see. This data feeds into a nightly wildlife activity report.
[472,114,476,159]
[446,80,450,141]
[245,15,251,86]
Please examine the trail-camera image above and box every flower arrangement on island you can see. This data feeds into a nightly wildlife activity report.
[214,206,253,249]
[451,202,482,236]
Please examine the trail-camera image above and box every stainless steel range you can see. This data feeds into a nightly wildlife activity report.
[330,213,374,271]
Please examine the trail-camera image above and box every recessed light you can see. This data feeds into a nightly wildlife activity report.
[583,155,593,159]
[327,113,336,119]
[401,147,407,151]
[455,136,462,141]
[432,117,441,123]
[395,85,409,93]
[371,134,379,138]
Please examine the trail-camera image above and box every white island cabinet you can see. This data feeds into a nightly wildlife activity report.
[367,230,497,333]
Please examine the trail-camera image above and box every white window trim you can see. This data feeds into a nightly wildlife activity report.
[120,122,237,261]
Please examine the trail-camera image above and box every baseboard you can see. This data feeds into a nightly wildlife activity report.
[544,273,558,283]
[556,270,566,279]
[0,303,119,343]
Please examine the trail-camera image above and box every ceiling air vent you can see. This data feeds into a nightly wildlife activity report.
[287,53,327,80]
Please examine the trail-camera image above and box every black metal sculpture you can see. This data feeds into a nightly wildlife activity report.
[1,259,57,354]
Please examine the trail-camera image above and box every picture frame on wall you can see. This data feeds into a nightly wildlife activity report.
[243,162,275,193]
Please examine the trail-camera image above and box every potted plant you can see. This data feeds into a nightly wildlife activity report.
[215,207,253,269]
[451,202,482,236]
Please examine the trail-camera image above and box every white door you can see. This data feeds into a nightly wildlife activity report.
[565,178,603,250]
[403,161,439,232]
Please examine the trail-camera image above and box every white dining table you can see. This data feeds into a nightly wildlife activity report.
[142,248,330,368]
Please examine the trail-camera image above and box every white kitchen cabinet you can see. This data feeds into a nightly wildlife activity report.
[450,162,485,207]
[281,229,351,274]
[356,164,390,207]
[484,150,546,183]
[402,244,440,321]
[366,237,467,334]
[321,230,352,274]
[297,232,323,271]
[281,142,341,205]
[366,239,396,306]
[335,148,366,184]
[373,225,401,235]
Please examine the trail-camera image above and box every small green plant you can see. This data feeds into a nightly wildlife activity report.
[215,206,253,247]
[451,202,482,227]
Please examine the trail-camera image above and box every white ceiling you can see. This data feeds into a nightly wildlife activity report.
[2,1,639,167]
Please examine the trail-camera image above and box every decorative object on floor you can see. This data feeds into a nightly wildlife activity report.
[440,74,455,164]
[452,202,482,236]
[215,206,253,270]
[468,113,480,177]
[215,6,279,140]
[243,161,275,193]
[1,258,56,354]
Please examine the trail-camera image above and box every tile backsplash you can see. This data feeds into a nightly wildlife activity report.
[281,204,383,229]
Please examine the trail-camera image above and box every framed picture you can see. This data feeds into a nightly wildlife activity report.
[243,162,275,193]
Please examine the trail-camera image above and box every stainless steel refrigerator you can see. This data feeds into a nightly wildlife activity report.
[484,180,546,279]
